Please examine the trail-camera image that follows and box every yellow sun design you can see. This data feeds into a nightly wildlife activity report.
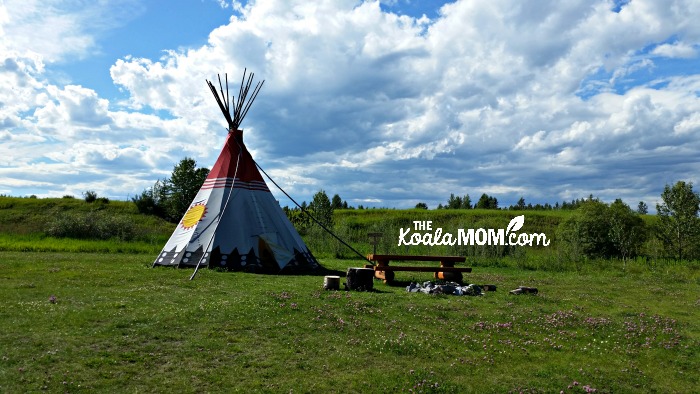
[181,203,207,229]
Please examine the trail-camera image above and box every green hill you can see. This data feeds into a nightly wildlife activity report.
[0,196,174,254]
[0,196,569,257]
[2,196,671,271]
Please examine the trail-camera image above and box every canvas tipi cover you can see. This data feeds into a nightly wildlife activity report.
[153,72,318,273]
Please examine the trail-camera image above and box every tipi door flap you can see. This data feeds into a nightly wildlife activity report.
[258,233,294,270]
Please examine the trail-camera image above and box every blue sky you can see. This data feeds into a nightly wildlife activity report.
[51,1,232,102]
[2,0,700,210]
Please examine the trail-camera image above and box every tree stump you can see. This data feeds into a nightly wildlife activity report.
[323,275,340,290]
[345,267,374,291]
[434,271,463,282]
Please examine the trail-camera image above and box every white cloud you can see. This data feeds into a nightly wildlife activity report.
[3,0,700,207]
[674,112,700,135]
[0,52,45,127]
[0,0,142,63]
[652,42,698,58]
[33,85,112,134]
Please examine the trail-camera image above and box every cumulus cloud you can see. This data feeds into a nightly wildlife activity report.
[0,0,142,63]
[652,42,698,58]
[2,0,700,209]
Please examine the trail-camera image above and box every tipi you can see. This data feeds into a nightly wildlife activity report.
[153,71,318,273]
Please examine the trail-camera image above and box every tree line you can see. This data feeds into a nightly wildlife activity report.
[418,193,649,213]
[292,182,700,262]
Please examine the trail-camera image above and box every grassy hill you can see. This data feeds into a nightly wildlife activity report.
[0,196,174,254]
[0,196,587,274]
[0,195,670,272]
[0,196,173,235]
[0,196,570,258]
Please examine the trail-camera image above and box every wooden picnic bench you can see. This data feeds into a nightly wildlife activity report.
[366,254,472,284]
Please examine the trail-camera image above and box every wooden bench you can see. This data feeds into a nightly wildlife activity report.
[366,254,472,283]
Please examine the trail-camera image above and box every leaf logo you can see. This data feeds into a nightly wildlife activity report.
[507,215,524,234]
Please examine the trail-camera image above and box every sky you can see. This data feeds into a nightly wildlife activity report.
[1,0,700,210]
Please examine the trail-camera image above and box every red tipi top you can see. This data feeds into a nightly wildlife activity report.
[201,129,269,191]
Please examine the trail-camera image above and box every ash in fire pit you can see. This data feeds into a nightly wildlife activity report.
[406,281,485,296]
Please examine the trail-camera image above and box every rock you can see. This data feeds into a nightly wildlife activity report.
[519,286,538,294]
[509,286,538,295]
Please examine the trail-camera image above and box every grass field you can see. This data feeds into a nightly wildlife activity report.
[1,252,697,393]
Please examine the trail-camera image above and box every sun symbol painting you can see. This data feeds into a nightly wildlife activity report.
[181,202,207,230]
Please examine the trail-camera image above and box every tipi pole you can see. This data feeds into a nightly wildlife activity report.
[189,137,243,281]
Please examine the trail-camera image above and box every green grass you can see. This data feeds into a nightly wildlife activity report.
[0,234,165,254]
[0,252,697,393]
[0,196,696,391]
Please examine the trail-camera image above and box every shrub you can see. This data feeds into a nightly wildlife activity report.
[132,184,166,217]
[557,200,646,261]
[47,211,137,241]
[83,190,98,203]
[656,181,700,260]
